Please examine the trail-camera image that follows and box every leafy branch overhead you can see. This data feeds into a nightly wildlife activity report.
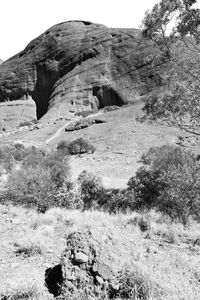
[142,0,200,131]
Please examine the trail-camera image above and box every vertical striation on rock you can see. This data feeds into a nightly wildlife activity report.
[0,21,165,127]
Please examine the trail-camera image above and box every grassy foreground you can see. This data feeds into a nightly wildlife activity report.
[1,204,200,299]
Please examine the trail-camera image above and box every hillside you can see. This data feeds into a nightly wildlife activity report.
[1,20,200,300]
[0,102,192,188]
[0,21,165,129]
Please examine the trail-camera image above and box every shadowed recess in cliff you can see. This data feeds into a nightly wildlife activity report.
[93,85,125,108]
[31,60,59,120]
[0,20,166,126]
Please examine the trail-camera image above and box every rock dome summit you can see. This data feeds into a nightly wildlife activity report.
[0,20,162,127]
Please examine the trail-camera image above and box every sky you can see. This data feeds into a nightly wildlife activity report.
[0,0,159,60]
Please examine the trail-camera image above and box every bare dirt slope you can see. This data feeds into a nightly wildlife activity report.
[0,103,189,187]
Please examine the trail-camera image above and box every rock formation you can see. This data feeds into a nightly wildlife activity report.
[0,59,3,64]
[45,229,141,298]
[0,21,164,127]
[0,100,36,131]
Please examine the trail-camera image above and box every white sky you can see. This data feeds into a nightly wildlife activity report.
[0,0,159,60]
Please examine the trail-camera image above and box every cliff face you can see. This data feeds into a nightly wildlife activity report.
[0,21,163,125]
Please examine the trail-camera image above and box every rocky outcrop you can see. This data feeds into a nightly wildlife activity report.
[65,118,106,131]
[0,21,164,126]
[0,59,3,64]
[0,99,36,130]
[45,229,161,299]
[45,230,134,298]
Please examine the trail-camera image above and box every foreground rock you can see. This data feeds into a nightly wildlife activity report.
[45,229,161,299]
[0,21,163,127]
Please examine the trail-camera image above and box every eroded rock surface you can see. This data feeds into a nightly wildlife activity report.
[0,99,36,130]
[0,21,164,126]
[45,230,135,299]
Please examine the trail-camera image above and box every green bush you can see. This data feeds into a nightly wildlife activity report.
[1,147,73,212]
[4,166,54,207]
[140,144,196,170]
[128,145,200,224]
[68,138,95,155]
[57,140,70,155]
[103,189,136,213]
[77,171,104,210]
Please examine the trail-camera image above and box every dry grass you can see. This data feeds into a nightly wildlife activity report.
[1,204,200,299]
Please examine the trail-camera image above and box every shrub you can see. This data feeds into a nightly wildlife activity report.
[128,145,200,224]
[103,190,136,213]
[14,242,43,257]
[4,166,55,207]
[57,140,70,155]
[22,146,46,168]
[140,144,196,170]
[156,164,200,224]
[128,167,166,210]
[118,266,152,300]
[2,147,73,212]
[68,138,95,155]
[77,171,104,210]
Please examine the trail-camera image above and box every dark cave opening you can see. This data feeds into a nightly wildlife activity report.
[32,62,58,120]
[93,85,124,108]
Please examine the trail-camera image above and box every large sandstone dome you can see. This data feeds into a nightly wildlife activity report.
[0,21,162,126]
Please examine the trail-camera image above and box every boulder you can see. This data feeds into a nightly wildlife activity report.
[0,21,163,127]
[45,230,131,298]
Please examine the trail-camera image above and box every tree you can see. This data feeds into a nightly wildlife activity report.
[142,0,200,133]
[128,145,200,224]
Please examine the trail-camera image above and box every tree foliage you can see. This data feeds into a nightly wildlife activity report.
[128,145,200,224]
[142,0,200,131]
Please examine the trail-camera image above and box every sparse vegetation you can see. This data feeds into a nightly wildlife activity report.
[1,2,200,297]
[67,138,95,155]
[77,170,105,209]
[142,0,200,131]
[127,145,200,224]
[0,144,75,212]
[117,266,154,300]
[1,142,200,225]
[1,205,200,299]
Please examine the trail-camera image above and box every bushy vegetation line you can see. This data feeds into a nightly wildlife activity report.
[0,143,82,212]
[76,145,200,225]
[1,142,200,224]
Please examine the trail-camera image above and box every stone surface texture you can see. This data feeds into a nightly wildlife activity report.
[0,21,162,125]
[58,229,133,298]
